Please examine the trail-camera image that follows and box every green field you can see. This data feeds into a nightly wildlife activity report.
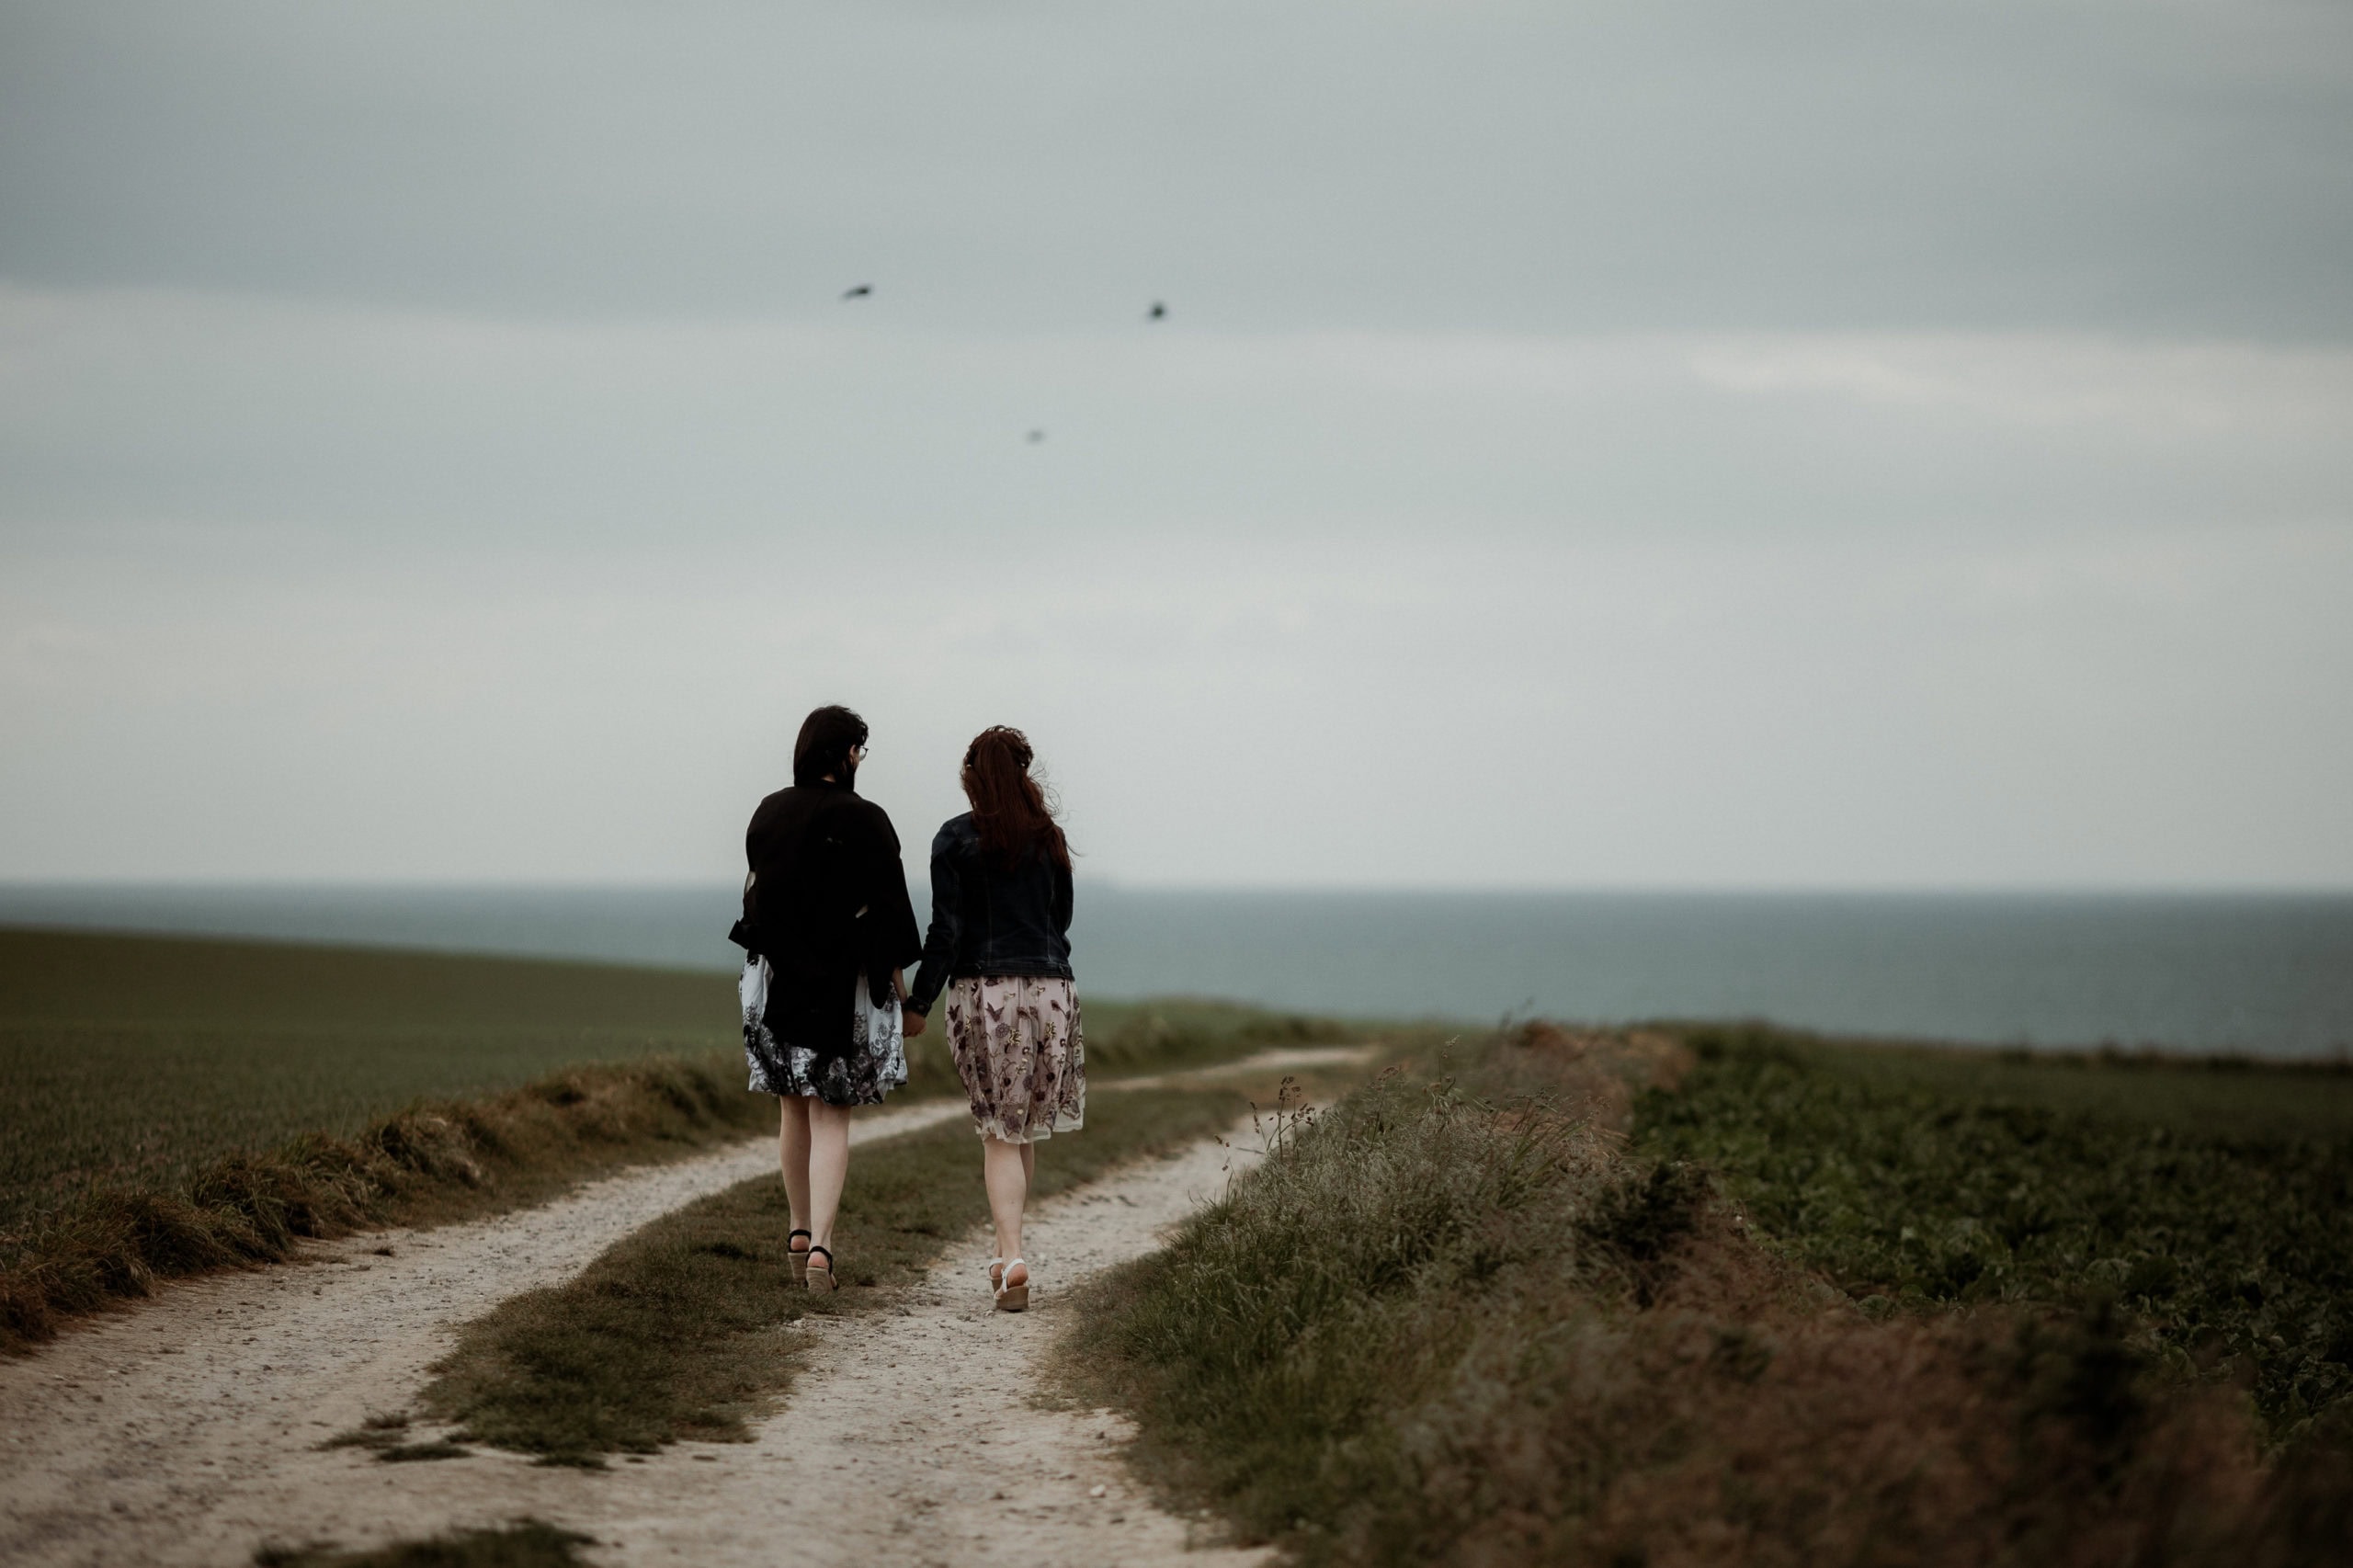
[0,927,744,1230]
[1762,1029,2353,1142]
[1637,1025,2353,1436]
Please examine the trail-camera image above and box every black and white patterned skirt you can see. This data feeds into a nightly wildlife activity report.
[739,959,908,1108]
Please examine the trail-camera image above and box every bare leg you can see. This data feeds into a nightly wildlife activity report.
[983,1135,1030,1286]
[778,1096,812,1252]
[805,1099,852,1254]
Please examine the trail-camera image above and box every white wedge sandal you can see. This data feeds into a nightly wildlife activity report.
[995,1256,1030,1312]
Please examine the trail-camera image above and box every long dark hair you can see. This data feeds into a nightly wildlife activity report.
[962,726,1070,870]
[792,704,868,787]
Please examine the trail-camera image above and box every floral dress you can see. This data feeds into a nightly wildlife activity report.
[945,975,1085,1142]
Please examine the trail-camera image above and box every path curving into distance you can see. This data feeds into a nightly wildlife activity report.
[0,1049,1368,1566]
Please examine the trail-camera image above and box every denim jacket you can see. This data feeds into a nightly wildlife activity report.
[904,812,1074,1016]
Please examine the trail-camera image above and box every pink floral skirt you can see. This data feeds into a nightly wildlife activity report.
[945,975,1086,1143]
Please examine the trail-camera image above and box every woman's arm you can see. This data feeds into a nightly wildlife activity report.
[894,966,923,1035]
[726,810,766,956]
[903,823,961,1017]
[852,805,923,1007]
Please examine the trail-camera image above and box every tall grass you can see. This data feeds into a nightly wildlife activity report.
[1064,1029,1669,1560]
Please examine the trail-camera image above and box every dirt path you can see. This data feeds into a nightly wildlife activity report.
[0,1051,1353,1567]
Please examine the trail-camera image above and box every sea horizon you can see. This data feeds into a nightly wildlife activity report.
[6,881,2350,1061]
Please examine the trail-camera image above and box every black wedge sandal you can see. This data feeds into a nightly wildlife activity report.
[803,1244,836,1294]
[788,1229,813,1287]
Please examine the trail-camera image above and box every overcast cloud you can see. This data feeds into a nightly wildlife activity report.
[2,0,2348,887]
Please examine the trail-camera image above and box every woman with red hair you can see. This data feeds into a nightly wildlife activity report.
[902,726,1084,1312]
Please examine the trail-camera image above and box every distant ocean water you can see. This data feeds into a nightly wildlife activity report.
[3,883,2349,1059]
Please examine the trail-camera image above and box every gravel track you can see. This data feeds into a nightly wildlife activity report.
[0,1051,1357,1566]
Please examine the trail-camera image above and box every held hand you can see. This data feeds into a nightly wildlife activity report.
[903,1008,928,1038]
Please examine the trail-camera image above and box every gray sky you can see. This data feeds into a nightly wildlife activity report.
[3,0,2349,887]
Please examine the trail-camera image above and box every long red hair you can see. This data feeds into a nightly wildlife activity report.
[962,726,1070,870]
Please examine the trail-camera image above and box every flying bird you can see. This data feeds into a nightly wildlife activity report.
[841,284,872,300]
[1026,429,1046,444]
[1147,301,1167,321]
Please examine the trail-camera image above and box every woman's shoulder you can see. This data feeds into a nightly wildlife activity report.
[930,812,979,853]
[745,786,798,832]
[768,786,894,845]
[753,783,845,825]
[835,790,903,840]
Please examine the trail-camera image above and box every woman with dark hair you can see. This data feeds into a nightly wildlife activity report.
[902,725,1083,1312]
[730,704,922,1292]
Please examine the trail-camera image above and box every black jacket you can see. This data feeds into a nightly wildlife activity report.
[728,782,922,1062]
[904,812,1074,1017]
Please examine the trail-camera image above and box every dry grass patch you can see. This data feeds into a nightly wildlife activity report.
[320,1412,474,1463]
[1405,1211,2300,1568]
[253,1520,594,1567]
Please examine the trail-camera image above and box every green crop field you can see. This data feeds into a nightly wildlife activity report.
[0,927,744,1231]
[1765,1030,2353,1142]
[1636,1025,2353,1436]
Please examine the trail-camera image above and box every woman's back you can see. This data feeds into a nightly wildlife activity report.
[737,783,911,971]
[905,812,1072,1014]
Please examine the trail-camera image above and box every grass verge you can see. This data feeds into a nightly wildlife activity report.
[418,1082,1256,1464]
[1,1051,767,1352]
[1064,1024,2352,1566]
[254,1520,594,1567]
